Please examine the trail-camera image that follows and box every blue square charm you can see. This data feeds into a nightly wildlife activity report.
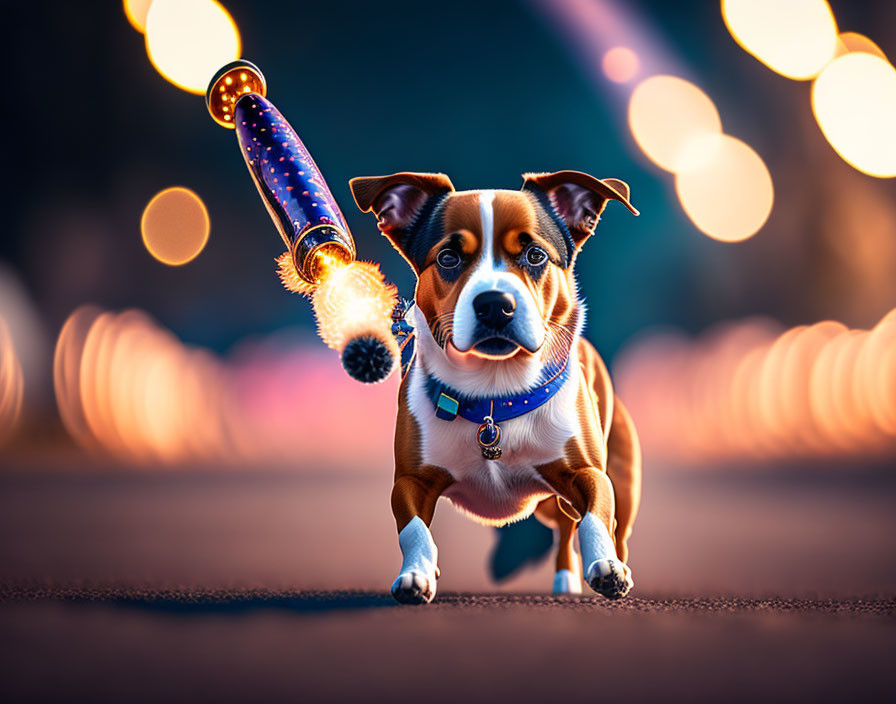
[435,393,459,421]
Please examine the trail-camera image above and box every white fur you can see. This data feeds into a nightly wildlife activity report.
[411,305,543,397]
[552,569,582,595]
[407,307,581,526]
[579,512,617,567]
[580,512,633,596]
[451,190,545,354]
[392,516,438,603]
[480,190,495,264]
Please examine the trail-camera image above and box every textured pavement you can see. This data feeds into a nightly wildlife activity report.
[0,465,894,702]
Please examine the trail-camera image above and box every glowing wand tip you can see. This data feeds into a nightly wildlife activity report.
[206,59,267,128]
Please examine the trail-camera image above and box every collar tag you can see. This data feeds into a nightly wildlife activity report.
[435,393,459,421]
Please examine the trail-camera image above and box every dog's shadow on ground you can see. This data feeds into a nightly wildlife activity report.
[106,590,399,615]
[4,588,592,616]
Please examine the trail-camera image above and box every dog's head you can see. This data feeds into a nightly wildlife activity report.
[350,170,637,365]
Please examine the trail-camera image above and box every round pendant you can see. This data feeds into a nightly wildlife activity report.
[477,420,502,459]
[478,421,500,447]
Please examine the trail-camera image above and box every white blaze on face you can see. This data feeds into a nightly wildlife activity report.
[451,191,545,354]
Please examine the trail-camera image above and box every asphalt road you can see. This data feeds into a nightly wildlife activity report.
[0,464,894,702]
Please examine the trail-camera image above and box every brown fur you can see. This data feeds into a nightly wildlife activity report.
[391,373,454,532]
[534,338,641,565]
[534,497,579,573]
[353,171,641,592]
[392,212,640,579]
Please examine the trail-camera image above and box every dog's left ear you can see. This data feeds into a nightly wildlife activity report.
[522,170,638,250]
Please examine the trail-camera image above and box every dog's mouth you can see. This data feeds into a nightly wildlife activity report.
[469,336,522,359]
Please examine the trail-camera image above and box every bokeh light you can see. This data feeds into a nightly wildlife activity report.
[54,306,102,450]
[141,187,211,266]
[615,307,896,466]
[722,0,838,80]
[674,134,774,242]
[52,306,397,467]
[602,46,639,84]
[628,75,722,172]
[834,32,888,61]
[144,0,241,94]
[55,306,237,463]
[123,0,153,33]
[0,317,24,447]
[812,52,896,178]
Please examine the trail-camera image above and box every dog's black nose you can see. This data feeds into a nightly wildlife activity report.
[473,291,516,329]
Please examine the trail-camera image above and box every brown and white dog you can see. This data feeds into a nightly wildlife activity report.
[350,170,642,604]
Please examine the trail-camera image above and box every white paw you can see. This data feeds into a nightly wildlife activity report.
[391,570,436,605]
[552,569,582,595]
[585,559,633,600]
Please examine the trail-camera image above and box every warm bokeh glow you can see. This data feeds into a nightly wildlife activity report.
[54,306,104,451]
[722,0,838,80]
[311,259,399,356]
[602,46,639,84]
[0,317,24,446]
[674,134,774,242]
[834,32,888,61]
[123,0,154,33]
[53,306,397,467]
[141,187,210,265]
[812,52,896,178]
[55,306,239,463]
[628,76,722,172]
[615,307,896,465]
[144,0,241,94]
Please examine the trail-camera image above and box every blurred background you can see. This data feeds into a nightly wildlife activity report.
[1,0,896,598]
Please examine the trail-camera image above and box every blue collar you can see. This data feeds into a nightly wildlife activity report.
[423,358,572,424]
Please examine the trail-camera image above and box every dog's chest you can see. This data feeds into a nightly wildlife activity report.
[406,364,581,523]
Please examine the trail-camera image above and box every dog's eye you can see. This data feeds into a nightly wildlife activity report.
[437,248,462,269]
[525,246,548,266]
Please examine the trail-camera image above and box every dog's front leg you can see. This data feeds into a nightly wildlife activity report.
[390,467,454,604]
[537,466,633,600]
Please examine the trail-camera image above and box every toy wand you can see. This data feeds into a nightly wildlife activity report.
[206,60,405,383]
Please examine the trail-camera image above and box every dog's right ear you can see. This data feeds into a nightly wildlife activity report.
[349,172,454,270]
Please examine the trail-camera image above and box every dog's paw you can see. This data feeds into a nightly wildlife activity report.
[552,569,582,595]
[391,571,436,605]
[585,559,633,600]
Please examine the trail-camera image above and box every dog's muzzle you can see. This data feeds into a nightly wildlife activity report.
[469,291,525,356]
[473,291,516,329]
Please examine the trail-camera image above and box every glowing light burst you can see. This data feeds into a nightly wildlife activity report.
[0,317,24,446]
[311,259,399,357]
[144,0,241,94]
[812,52,896,179]
[615,307,896,466]
[675,134,774,242]
[722,0,838,80]
[141,187,210,265]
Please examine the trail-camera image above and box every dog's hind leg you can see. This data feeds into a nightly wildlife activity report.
[534,497,582,594]
[536,466,633,600]
[606,398,641,565]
